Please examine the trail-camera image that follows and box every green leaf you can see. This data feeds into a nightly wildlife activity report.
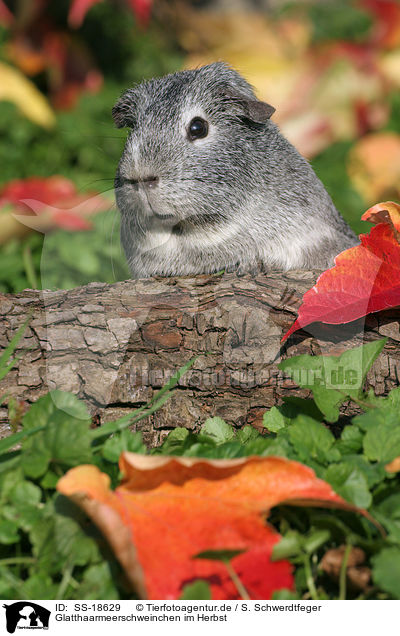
[30,498,100,574]
[22,391,93,477]
[39,469,60,489]
[372,547,400,598]
[23,390,90,430]
[372,494,400,543]
[236,425,260,444]
[361,411,400,463]
[0,424,45,456]
[180,580,212,600]
[263,406,287,432]
[0,453,21,475]
[0,314,31,381]
[336,425,363,454]
[288,415,339,464]
[271,531,302,560]
[4,481,43,531]
[0,467,24,502]
[302,529,331,554]
[272,588,299,600]
[102,430,146,462]
[279,340,386,422]
[324,462,371,508]
[201,418,235,445]
[156,427,190,455]
[0,519,20,544]
[74,562,120,600]
[20,573,58,600]
[194,548,246,562]
[338,455,385,489]
[281,396,324,421]
[259,436,293,459]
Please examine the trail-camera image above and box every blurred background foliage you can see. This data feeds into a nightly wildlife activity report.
[0,0,399,293]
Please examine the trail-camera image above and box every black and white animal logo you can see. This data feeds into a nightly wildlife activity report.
[2,602,50,634]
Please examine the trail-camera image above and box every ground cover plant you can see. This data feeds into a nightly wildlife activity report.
[1,335,400,600]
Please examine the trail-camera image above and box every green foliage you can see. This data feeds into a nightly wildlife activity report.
[311,141,369,235]
[41,209,130,290]
[0,357,197,599]
[0,209,131,293]
[307,1,373,44]
[180,580,212,600]
[279,339,386,422]
[0,84,125,188]
[0,342,399,599]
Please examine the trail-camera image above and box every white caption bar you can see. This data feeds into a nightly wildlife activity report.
[1,600,398,636]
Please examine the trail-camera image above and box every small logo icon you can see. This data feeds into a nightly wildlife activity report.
[2,602,50,634]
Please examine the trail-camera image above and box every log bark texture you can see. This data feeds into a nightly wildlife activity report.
[1,271,400,447]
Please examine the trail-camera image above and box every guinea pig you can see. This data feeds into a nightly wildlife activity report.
[113,62,358,278]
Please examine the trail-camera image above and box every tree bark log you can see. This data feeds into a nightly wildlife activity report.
[1,271,400,447]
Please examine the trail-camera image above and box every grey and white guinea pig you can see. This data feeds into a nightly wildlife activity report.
[113,62,358,278]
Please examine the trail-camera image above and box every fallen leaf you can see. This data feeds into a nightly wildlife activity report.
[0,61,55,128]
[362,200,400,235]
[282,206,400,341]
[58,453,360,600]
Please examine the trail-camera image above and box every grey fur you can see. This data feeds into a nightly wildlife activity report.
[113,62,358,278]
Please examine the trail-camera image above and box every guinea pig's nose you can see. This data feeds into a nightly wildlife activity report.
[142,176,159,189]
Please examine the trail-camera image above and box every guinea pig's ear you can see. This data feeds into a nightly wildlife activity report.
[112,90,136,128]
[223,90,275,123]
[243,99,275,123]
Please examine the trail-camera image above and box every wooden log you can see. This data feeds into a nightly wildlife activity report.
[1,271,399,446]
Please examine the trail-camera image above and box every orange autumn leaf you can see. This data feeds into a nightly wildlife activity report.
[58,453,358,600]
[362,200,400,235]
[282,203,400,342]
[385,456,400,473]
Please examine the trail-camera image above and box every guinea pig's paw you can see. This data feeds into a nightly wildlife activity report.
[237,263,262,277]
[225,261,261,276]
[224,262,240,274]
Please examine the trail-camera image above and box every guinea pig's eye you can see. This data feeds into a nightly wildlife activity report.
[187,117,209,141]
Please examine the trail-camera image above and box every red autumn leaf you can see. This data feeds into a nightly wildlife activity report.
[282,202,400,342]
[362,0,400,49]
[57,453,360,600]
[0,176,76,207]
[68,0,102,28]
[126,0,152,26]
[0,176,110,234]
[0,0,13,26]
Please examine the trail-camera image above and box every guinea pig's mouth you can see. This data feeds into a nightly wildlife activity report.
[141,185,176,221]
[152,209,175,221]
[117,175,176,221]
